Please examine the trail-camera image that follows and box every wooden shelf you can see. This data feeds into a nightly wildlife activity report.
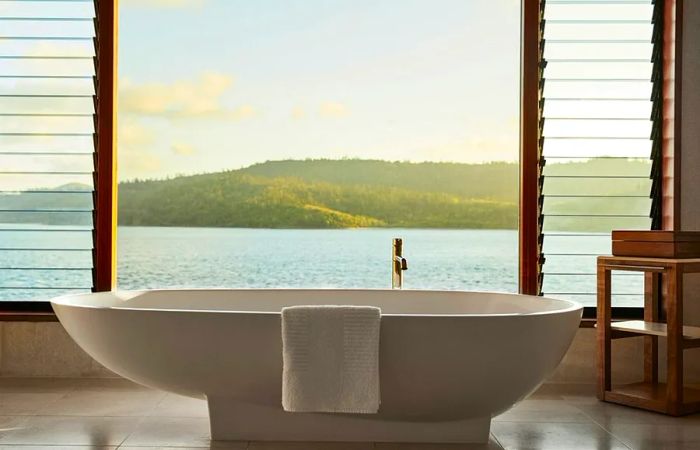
[598,256,700,415]
[611,320,700,340]
[604,382,700,415]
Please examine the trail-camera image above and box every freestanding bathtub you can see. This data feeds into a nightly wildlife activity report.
[52,289,581,443]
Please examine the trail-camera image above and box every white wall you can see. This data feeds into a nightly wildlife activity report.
[0,322,113,377]
[680,0,700,232]
[680,0,700,333]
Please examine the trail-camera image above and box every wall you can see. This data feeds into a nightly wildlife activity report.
[680,0,700,333]
[0,322,114,377]
[1,319,700,383]
[680,0,700,233]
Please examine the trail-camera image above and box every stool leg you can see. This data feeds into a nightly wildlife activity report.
[666,265,683,415]
[597,264,612,400]
[644,272,659,384]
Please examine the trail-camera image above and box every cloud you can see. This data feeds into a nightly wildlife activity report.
[119,119,155,147]
[319,101,349,118]
[229,104,257,120]
[118,119,162,177]
[120,0,205,8]
[171,142,197,156]
[290,106,307,120]
[120,72,256,120]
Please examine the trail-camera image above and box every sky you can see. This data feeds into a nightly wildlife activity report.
[0,0,654,189]
[116,0,522,180]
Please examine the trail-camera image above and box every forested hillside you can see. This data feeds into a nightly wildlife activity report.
[118,168,517,229]
[0,158,652,230]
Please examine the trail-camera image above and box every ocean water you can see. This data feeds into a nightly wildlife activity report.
[117,227,519,292]
[0,226,643,307]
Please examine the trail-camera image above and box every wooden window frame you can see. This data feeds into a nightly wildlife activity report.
[92,0,119,295]
[0,0,117,321]
[519,0,540,298]
[520,0,681,321]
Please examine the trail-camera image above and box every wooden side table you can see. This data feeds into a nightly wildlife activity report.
[597,255,700,416]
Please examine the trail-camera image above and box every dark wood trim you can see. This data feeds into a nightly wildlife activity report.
[0,301,57,321]
[519,0,540,295]
[0,312,58,322]
[666,264,684,414]
[662,0,682,231]
[93,0,118,292]
[597,263,612,399]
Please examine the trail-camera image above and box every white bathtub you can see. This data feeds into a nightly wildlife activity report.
[52,289,582,443]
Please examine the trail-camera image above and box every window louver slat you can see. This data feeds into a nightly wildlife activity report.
[0,0,97,302]
[538,0,660,309]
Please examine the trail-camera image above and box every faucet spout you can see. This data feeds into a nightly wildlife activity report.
[392,238,408,289]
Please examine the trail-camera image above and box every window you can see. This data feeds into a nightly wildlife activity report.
[0,1,670,316]
[535,0,662,317]
[1,1,94,310]
[115,0,521,293]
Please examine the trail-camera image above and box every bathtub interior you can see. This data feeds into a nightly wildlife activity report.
[52,289,580,316]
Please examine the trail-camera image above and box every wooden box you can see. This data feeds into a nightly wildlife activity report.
[612,230,700,258]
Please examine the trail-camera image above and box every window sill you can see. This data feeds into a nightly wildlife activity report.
[0,311,58,322]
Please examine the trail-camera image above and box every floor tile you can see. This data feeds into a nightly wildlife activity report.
[248,442,371,450]
[531,383,596,401]
[605,423,700,450]
[572,400,700,427]
[38,389,165,417]
[0,416,30,438]
[118,448,208,450]
[0,447,116,449]
[374,437,504,450]
[150,394,209,418]
[6,380,700,449]
[0,378,77,393]
[491,421,630,450]
[494,399,593,423]
[0,415,140,446]
[120,446,244,450]
[120,417,217,447]
[0,392,66,415]
[72,378,154,392]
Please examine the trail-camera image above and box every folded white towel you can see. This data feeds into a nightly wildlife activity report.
[281,305,381,414]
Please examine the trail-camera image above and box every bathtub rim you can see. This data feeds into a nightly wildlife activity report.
[50,288,583,318]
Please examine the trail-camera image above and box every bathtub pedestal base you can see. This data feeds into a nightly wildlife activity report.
[207,398,491,443]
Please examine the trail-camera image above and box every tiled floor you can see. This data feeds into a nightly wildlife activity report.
[1,379,699,449]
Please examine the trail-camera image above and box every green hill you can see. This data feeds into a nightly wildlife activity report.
[241,159,518,201]
[118,167,517,229]
[0,183,93,226]
[0,158,653,230]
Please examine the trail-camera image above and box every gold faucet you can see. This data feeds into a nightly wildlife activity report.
[392,238,408,289]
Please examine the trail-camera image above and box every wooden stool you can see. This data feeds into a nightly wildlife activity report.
[597,255,700,415]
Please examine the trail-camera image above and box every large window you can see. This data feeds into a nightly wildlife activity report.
[0,0,664,313]
[115,0,521,293]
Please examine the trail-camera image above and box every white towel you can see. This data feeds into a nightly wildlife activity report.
[281,305,381,414]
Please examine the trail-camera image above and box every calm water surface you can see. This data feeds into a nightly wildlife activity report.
[1,226,643,307]
[117,227,518,292]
